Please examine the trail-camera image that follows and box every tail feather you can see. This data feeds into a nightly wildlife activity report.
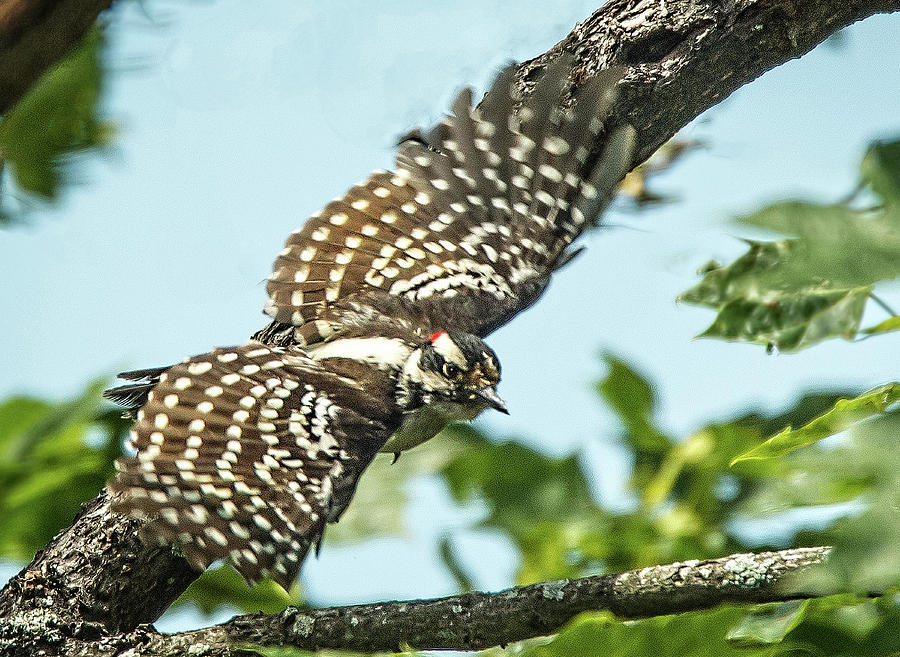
[104,365,170,415]
[116,365,169,382]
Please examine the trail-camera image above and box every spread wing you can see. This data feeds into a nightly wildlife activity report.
[109,344,396,587]
[265,58,636,340]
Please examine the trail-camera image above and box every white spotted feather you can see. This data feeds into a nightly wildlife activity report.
[108,58,637,589]
[264,57,636,341]
[110,344,392,587]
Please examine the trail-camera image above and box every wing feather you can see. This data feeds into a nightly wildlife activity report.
[264,58,636,339]
[110,344,395,587]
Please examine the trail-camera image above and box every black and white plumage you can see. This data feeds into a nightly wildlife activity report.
[111,345,394,581]
[262,61,634,346]
[107,58,636,588]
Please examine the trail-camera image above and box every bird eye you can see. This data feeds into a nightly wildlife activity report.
[443,363,460,378]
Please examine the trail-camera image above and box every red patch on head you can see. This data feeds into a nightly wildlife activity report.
[429,331,447,343]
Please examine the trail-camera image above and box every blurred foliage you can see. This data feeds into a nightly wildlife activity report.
[442,423,610,582]
[778,594,900,657]
[324,435,468,545]
[0,380,125,560]
[618,137,701,206]
[441,354,900,656]
[174,564,301,616]
[725,600,810,647]
[441,355,854,584]
[791,411,900,595]
[680,138,900,352]
[0,27,113,222]
[485,594,900,657]
[494,608,756,657]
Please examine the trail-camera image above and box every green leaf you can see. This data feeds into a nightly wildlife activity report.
[731,383,900,465]
[697,285,870,352]
[783,594,900,657]
[680,239,874,352]
[861,315,900,335]
[0,381,128,561]
[251,648,423,657]
[681,137,900,352]
[0,26,113,209]
[794,412,900,595]
[251,649,315,657]
[861,139,900,204]
[726,600,809,646]
[741,201,900,290]
[517,607,767,657]
[174,565,300,615]
[679,240,793,309]
[0,398,50,454]
[596,354,671,453]
[441,425,607,583]
[641,430,714,508]
[505,597,900,657]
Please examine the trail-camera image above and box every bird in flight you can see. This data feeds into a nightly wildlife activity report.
[106,57,636,588]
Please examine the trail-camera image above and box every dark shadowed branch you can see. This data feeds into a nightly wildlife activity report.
[0,0,897,654]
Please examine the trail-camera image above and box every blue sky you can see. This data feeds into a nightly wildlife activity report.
[1,0,899,631]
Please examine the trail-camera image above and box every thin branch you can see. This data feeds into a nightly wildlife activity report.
[869,293,898,317]
[0,0,897,654]
[87,547,833,655]
[0,489,197,635]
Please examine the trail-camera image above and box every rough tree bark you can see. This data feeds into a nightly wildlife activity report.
[0,0,897,655]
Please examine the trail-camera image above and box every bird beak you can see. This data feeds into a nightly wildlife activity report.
[477,386,509,414]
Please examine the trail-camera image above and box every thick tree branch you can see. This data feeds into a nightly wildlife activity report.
[0,0,897,654]
[78,547,833,655]
[0,0,112,114]
[516,0,900,166]
[0,490,197,649]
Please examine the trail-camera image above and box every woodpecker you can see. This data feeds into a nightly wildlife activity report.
[106,57,636,588]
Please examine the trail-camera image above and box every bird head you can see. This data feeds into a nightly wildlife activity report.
[398,330,507,414]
